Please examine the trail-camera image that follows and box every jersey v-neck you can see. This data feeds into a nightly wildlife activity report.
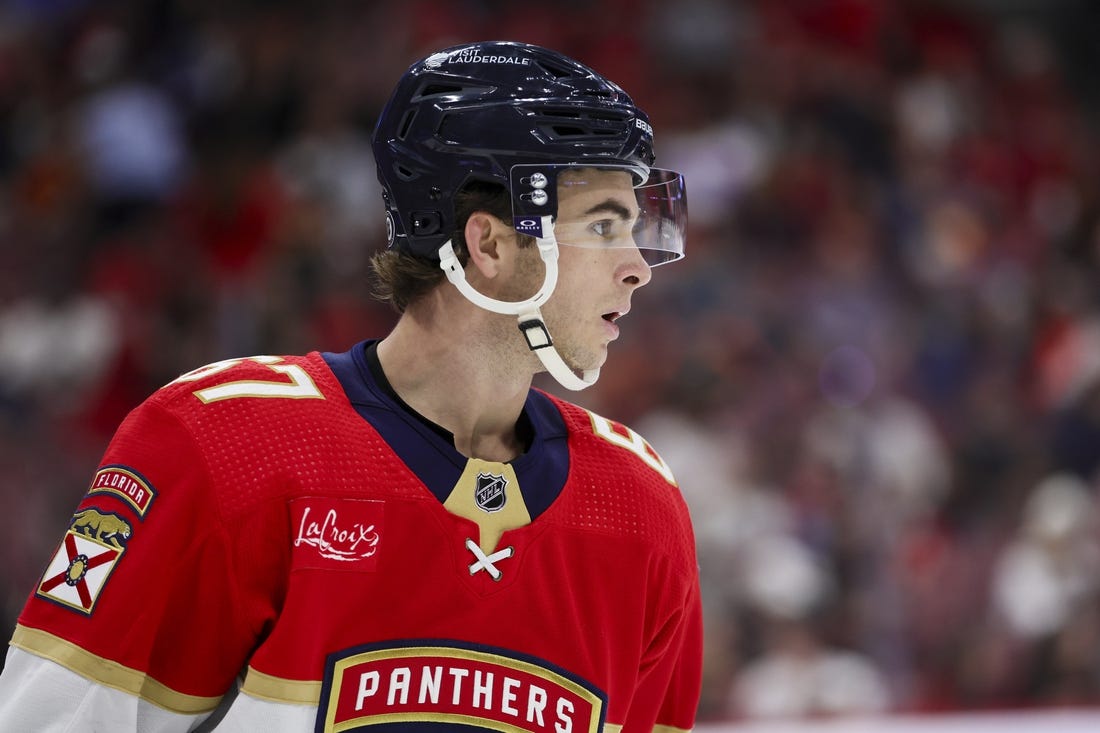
[322,340,570,521]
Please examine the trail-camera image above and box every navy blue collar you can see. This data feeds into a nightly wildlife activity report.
[322,340,569,520]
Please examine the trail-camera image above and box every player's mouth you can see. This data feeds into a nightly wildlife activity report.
[601,306,629,323]
[601,308,627,338]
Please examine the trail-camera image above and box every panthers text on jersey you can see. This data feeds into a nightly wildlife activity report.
[1,340,702,733]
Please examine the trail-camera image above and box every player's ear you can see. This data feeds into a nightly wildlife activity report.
[463,212,514,279]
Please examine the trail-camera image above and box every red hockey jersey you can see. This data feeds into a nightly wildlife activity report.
[2,342,702,732]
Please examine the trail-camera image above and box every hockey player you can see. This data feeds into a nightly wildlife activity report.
[0,41,702,732]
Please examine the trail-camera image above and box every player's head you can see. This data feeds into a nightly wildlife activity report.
[371,41,687,389]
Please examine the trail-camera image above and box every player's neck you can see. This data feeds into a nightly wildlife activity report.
[376,306,533,463]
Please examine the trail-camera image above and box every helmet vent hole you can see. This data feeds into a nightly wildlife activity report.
[416,82,464,99]
[397,110,417,140]
[550,125,586,137]
[542,109,580,119]
[535,60,574,79]
[394,164,417,181]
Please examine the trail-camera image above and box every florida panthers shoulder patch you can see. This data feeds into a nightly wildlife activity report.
[35,464,154,615]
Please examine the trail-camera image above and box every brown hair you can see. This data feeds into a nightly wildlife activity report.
[369,181,532,312]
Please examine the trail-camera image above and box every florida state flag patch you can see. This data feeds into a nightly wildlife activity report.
[36,509,131,615]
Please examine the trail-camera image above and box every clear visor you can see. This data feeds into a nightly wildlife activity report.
[510,164,687,266]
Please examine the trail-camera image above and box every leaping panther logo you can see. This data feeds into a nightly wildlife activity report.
[70,509,132,548]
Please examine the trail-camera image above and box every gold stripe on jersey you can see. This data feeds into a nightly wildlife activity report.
[11,624,222,713]
[443,458,531,554]
[240,665,322,704]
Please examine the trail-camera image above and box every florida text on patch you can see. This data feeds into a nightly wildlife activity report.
[86,465,157,517]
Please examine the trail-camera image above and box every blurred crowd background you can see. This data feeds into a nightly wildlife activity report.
[2,0,1100,724]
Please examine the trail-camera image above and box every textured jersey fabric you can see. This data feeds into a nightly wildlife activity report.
[2,341,702,732]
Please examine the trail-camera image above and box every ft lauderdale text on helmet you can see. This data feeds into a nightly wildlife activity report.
[371,40,688,390]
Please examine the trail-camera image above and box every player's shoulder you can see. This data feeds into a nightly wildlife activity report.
[546,393,696,553]
[549,394,678,487]
[119,351,366,504]
[147,352,338,416]
[125,351,354,463]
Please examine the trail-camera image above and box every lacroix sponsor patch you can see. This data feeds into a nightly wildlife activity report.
[317,640,605,733]
[291,497,384,571]
[87,465,157,517]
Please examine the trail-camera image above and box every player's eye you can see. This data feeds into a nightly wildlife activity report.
[590,220,616,238]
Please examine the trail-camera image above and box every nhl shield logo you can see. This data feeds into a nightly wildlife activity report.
[474,472,507,513]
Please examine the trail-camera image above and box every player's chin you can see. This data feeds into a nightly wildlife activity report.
[553,328,611,372]
[573,342,610,372]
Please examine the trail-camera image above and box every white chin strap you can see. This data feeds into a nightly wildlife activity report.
[437,214,598,391]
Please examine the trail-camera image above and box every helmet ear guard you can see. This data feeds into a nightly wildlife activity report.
[437,214,559,318]
[437,214,600,391]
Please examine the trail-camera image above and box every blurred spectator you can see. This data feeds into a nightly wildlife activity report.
[731,617,891,719]
[0,290,119,409]
[992,473,1099,639]
[71,24,188,210]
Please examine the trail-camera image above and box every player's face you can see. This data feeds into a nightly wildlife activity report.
[538,168,652,372]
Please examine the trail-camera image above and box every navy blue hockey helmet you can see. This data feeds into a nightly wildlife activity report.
[371,41,659,261]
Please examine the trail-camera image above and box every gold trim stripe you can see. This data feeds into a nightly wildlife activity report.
[334,711,556,733]
[240,665,323,704]
[11,624,222,714]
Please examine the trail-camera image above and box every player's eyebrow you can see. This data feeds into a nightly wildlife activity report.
[583,199,635,220]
